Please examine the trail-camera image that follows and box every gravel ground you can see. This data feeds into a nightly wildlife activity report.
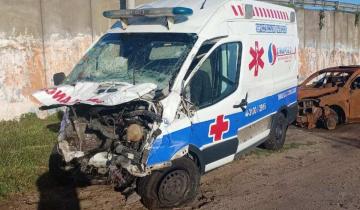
[1,124,360,210]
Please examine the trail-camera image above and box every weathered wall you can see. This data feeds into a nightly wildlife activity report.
[0,0,359,120]
[0,0,119,120]
[297,9,360,81]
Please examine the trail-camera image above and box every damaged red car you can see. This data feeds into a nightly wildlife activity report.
[297,66,360,129]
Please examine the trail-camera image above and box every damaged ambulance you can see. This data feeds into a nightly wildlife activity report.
[33,0,298,208]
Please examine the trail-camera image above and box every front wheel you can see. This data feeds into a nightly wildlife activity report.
[137,157,200,209]
[262,113,288,150]
[324,108,339,130]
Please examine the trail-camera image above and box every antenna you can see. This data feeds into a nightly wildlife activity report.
[201,0,207,9]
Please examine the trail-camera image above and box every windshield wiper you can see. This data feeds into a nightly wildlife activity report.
[201,0,207,9]
[132,67,136,85]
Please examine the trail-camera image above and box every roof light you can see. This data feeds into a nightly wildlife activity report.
[103,7,193,19]
[245,4,253,19]
[290,11,296,22]
[172,7,193,16]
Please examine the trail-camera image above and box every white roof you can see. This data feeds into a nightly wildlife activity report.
[107,0,295,39]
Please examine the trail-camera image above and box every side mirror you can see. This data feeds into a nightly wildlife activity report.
[53,72,66,86]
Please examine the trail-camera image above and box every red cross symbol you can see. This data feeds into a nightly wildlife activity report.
[249,41,265,77]
[209,115,230,142]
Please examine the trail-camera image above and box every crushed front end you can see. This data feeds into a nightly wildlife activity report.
[55,99,163,187]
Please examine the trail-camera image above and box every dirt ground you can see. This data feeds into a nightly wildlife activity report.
[1,124,360,210]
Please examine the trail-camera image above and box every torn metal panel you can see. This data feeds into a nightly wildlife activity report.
[32,81,157,106]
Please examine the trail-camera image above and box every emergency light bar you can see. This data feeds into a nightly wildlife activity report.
[103,7,193,19]
[103,7,193,30]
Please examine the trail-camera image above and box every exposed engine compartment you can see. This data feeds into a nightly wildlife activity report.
[56,99,163,188]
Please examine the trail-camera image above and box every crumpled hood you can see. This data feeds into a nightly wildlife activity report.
[298,86,338,100]
[32,81,157,106]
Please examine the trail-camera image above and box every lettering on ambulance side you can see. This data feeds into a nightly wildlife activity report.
[45,88,72,104]
[208,115,230,142]
[245,103,267,117]
[267,43,297,64]
[44,87,104,104]
[278,88,297,100]
[256,24,287,34]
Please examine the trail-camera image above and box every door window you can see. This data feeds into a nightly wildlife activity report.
[351,77,360,90]
[186,42,242,108]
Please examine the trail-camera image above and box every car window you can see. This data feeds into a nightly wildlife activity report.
[185,42,242,108]
[305,72,351,88]
[351,77,360,90]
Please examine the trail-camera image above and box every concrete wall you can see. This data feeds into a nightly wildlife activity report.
[0,0,359,120]
[0,0,119,120]
[297,9,360,81]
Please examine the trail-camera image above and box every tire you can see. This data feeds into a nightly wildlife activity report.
[262,113,288,150]
[137,157,200,209]
[324,108,339,130]
[48,144,73,184]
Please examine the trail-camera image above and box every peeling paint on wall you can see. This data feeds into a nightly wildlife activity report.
[43,34,93,86]
[298,48,360,81]
[0,33,45,120]
[0,33,92,120]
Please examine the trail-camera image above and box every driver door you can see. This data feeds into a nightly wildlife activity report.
[184,42,245,171]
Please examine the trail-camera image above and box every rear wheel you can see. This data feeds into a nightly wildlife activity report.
[262,113,288,150]
[137,157,200,209]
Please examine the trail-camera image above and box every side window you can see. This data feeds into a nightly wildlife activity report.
[351,77,360,90]
[187,42,242,108]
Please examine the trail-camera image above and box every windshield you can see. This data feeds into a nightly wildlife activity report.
[305,71,352,88]
[65,33,197,90]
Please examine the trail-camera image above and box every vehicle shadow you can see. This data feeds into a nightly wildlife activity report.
[46,111,63,133]
[36,172,86,210]
[46,123,61,133]
[305,124,360,149]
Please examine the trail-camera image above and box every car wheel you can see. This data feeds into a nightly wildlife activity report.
[324,108,338,130]
[137,157,200,209]
[262,113,288,150]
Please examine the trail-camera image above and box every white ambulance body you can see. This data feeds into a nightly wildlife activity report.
[125,0,299,171]
[33,0,298,208]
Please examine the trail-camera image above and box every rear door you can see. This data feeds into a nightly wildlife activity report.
[349,75,360,121]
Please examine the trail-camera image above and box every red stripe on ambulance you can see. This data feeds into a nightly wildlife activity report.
[231,5,238,16]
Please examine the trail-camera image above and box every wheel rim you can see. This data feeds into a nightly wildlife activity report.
[275,123,283,141]
[158,169,190,206]
[326,115,337,130]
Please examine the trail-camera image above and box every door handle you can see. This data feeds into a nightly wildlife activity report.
[234,93,248,111]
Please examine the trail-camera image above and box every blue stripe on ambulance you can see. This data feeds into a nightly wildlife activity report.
[146,86,297,166]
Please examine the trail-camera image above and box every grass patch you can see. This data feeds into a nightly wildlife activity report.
[0,113,60,199]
